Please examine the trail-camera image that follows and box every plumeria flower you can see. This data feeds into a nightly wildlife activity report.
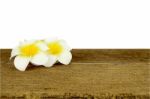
[43,38,72,67]
[10,40,48,71]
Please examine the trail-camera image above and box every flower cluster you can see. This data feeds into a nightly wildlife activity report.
[10,38,72,71]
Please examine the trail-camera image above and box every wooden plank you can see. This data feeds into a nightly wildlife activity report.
[0,49,150,99]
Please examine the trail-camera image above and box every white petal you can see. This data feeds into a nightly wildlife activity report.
[59,40,72,51]
[20,39,36,46]
[10,48,20,59]
[44,55,57,67]
[36,41,48,51]
[31,52,48,65]
[58,51,72,65]
[14,56,30,71]
[44,37,58,44]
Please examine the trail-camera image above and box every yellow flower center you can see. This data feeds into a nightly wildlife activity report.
[47,41,63,55]
[20,44,39,57]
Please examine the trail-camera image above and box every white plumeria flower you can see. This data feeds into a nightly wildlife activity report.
[44,38,72,67]
[11,40,48,71]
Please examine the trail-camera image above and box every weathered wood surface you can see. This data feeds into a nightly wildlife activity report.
[0,49,150,99]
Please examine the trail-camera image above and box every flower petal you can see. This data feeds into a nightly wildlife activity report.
[44,37,58,44]
[59,40,72,51]
[36,41,48,51]
[20,39,36,46]
[44,55,57,67]
[14,56,30,71]
[10,48,20,59]
[58,51,72,65]
[31,52,48,65]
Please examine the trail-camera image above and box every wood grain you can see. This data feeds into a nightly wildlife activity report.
[0,49,150,99]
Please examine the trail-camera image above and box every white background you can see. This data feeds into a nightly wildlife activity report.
[0,0,150,48]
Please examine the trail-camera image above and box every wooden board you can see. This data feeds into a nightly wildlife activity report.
[0,49,150,99]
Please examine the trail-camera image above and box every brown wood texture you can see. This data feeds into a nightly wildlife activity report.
[0,49,150,99]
